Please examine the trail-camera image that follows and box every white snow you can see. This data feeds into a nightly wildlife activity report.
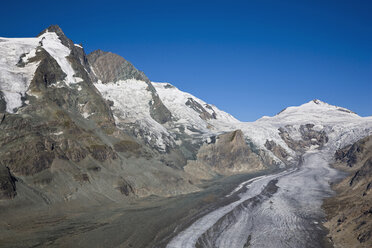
[74,44,83,48]
[95,79,174,151]
[0,37,40,112]
[0,31,78,113]
[153,82,239,136]
[82,112,92,119]
[235,99,372,155]
[73,77,84,83]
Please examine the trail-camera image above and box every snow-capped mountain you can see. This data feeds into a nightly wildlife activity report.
[0,25,372,204]
[235,99,372,161]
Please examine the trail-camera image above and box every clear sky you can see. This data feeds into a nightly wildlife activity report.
[1,0,371,121]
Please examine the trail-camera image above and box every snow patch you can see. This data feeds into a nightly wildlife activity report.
[82,112,92,119]
[73,76,84,83]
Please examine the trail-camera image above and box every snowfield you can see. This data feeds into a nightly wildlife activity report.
[95,79,174,151]
[239,100,372,153]
[0,37,40,112]
[153,82,239,133]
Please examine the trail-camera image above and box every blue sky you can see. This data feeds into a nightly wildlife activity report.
[1,0,371,121]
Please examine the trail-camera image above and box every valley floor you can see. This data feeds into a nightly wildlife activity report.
[0,170,274,248]
[1,150,344,248]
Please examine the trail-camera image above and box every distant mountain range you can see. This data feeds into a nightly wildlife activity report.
[0,24,371,247]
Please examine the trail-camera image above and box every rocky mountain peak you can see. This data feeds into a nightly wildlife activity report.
[88,49,149,83]
[38,25,64,36]
[37,25,74,49]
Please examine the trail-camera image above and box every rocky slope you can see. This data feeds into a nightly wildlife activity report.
[323,135,372,248]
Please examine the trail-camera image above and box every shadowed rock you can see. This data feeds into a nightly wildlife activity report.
[0,165,17,199]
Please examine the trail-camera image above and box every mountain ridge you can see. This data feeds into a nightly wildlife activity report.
[0,24,371,205]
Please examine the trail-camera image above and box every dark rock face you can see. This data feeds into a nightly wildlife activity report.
[264,140,289,163]
[0,91,6,113]
[116,179,135,196]
[349,158,372,187]
[28,48,67,89]
[323,135,372,248]
[279,124,328,152]
[335,139,365,167]
[185,98,216,120]
[149,90,173,124]
[0,166,17,199]
[87,50,149,83]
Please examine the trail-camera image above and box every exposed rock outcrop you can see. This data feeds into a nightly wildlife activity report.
[185,97,216,120]
[323,135,372,248]
[279,124,328,152]
[0,165,17,199]
[264,140,289,163]
[185,130,267,178]
[0,91,7,113]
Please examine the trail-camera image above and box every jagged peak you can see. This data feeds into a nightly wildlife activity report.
[37,25,72,48]
[89,49,107,56]
[38,25,65,38]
